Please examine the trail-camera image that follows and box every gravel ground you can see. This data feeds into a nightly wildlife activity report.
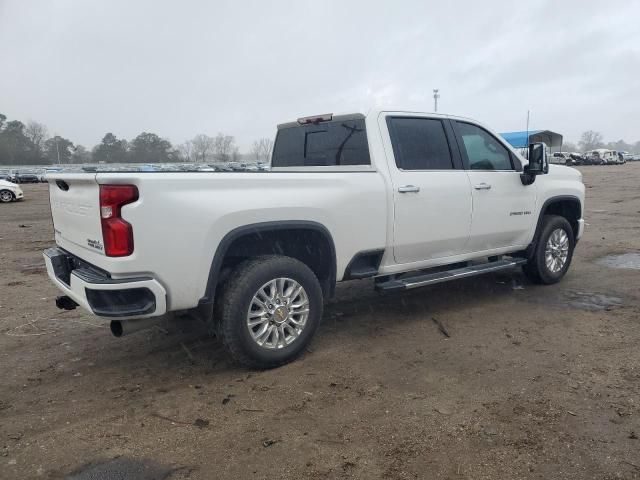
[0,165,639,480]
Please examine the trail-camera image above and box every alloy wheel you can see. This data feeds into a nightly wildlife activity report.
[246,277,310,349]
[545,228,569,273]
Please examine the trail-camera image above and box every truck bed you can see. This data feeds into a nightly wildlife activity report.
[46,170,388,312]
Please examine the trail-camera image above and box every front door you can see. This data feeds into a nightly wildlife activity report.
[452,120,537,252]
[382,115,472,265]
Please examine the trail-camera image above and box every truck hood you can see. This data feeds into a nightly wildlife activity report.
[548,164,583,181]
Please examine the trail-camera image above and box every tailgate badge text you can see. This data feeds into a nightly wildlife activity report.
[87,239,104,251]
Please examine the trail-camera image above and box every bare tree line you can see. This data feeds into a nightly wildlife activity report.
[250,138,274,163]
[180,135,273,164]
[183,133,237,163]
[562,130,640,153]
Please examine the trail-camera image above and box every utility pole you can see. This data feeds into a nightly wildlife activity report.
[55,135,61,164]
[433,89,440,112]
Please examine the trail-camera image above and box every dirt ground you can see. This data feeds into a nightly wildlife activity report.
[1,165,639,480]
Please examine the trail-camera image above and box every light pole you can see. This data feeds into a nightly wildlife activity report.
[55,135,61,164]
[433,89,440,113]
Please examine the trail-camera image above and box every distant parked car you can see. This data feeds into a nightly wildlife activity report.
[590,149,623,165]
[583,150,606,165]
[15,172,41,183]
[550,152,574,165]
[0,180,24,203]
[602,150,625,165]
[569,153,584,165]
[580,152,598,165]
[34,169,50,182]
[227,162,246,171]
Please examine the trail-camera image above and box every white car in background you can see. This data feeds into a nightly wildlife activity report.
[549,152,573,165]
[0,180,24,203]
[583,149,621,165]
[590,149,623,165]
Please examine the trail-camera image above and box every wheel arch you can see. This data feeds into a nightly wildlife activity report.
[528,195,582,256]
[199,221,337,306]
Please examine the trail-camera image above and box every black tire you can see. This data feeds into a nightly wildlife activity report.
[0,190,15,203]
[216,255,323,369]
[523,215,575,285]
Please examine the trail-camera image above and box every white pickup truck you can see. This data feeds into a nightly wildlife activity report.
[44,110,585,368]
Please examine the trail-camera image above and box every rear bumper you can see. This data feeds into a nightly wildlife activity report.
[43,247,167,319]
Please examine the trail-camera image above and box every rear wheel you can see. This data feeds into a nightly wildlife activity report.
[0,190,14,203]
[216,255,323,369]
[523,215,575,284]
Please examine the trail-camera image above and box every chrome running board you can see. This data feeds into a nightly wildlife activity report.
[375,258,527,292]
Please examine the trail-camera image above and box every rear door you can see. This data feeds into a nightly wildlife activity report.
[381,115,472,264]
[452,120,537,252]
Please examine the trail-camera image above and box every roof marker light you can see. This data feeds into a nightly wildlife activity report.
[297,113,333,125]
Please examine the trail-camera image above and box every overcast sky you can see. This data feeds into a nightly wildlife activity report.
[1,0,638,150]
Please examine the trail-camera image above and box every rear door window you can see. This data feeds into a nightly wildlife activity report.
[272,118,370,167]
[386,117,454,170]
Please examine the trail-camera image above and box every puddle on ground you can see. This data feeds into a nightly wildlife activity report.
[597,253,640,270]
[563,291,623,312]
[66,458,176,480]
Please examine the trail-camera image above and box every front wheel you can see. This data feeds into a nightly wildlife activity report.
[216,255,323,369]
[523,215,575,284]
[0,190,15,203]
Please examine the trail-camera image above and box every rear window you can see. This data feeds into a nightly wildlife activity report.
[272,119,370,167]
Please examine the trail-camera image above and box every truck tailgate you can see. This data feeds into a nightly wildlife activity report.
[48,173,105,256]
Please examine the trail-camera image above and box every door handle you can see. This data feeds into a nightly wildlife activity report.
[398,185,420,193]
[473,183,492,190]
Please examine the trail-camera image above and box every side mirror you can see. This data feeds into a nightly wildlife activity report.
[527,142,549,174]
[521,142,548,185]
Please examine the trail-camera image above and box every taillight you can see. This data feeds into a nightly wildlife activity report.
[99,185,138,257]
